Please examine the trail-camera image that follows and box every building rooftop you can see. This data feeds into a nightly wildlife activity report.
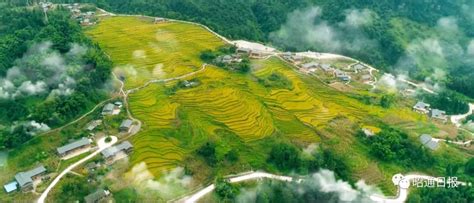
[354,64,366,70]
[85,189,109,203]
[4,181,17,193]
[86,120,102,131]
[120,119,133,129]
[419,134,439,150]
[101,141,133,159]
[57,137,91,155]
[103,103,115,112]
[291,55,304,60]
[420,134,432,144]
[335,70,350,80]
[430,109,447,119]
[301,62,319,69]
[14,165,46,188]
[414,101,430,109]
[320,64,333,71]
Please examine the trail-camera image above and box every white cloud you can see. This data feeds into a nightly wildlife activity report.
[67,43,88,57]
[270,7,377,53]
[125,162,192,199]
[235,169,381,203]
[313,169,359,201]
[0,42,87,99]
[17,81,47,95]
[436,16,459,32]
[407,38,444,57]
[342,9,374,27]
[29,120,51,132]
[468,40,474,55]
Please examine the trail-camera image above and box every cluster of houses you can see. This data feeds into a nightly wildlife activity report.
[282,52,304,63]
[66,3,96,26]
[297,60,352,82]
[413,101,448,122]
[3,138,134,194]
[215,54,242,64]
[281,53,363,82]
[3,165,47,193]
[352,63,373,83]
[102,102,135,133]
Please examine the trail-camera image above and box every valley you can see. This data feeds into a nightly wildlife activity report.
[1,3,473,203]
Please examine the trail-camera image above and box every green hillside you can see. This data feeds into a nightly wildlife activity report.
[85,16,469,199]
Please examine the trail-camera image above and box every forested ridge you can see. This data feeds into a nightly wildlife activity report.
[0,5,112,149]
[40,0,474,100]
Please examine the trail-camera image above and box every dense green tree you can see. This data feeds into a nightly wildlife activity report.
[268,143,301,171]
[465,158,474,176]
[225,149,239,163]
[215,177,238,200]
[319,149,351,180]
[359,127,435,167]
[420,90,469,115]
[380,94,395,108]
[196,142,218,166]
[199,50,216,63]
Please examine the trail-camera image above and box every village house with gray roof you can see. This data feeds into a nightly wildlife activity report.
[335,70,351,81]
[430,109,448,122]
[86,120,102,131]
[320,64,334,72]
[119,119,133,132]
[301,62,319,69]
[101,141,133,164]
[57,137,91,157]
[419,134,439,150]
[102,103,115,115]
[84,189,110,203]
[413,101,431,114]
[353,63,367,72]
[3,165,47,193]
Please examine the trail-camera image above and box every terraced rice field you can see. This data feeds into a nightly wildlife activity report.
[86,16,224,89]
[87,16,438,178]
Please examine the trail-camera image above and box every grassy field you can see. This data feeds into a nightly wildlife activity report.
[84,16,469,200]
[86,16,225,89]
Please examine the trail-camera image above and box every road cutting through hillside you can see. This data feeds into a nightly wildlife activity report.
[180,171,468,203]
